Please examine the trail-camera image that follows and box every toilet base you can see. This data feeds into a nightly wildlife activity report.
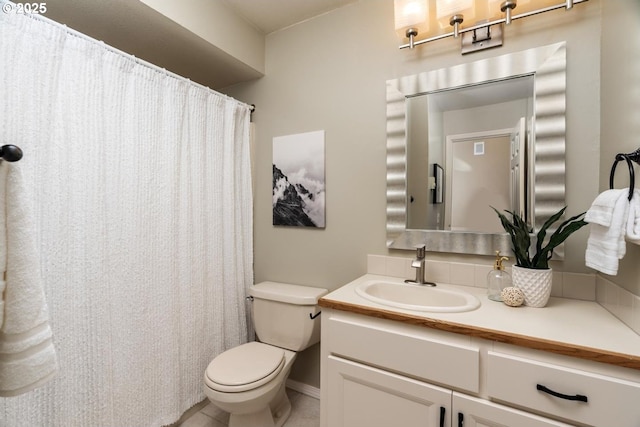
[227,383,292,427]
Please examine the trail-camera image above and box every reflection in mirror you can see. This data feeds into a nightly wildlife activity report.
[387,43,566,255]
[406,76,534,233]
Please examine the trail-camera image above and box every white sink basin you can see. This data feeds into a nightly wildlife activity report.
[355,281,480,313]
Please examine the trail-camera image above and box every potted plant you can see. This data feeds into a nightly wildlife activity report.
[492,206,587,307]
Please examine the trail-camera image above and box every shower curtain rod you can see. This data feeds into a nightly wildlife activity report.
[16,5,254,114]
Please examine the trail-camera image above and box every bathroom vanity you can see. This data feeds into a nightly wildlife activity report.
[319,275,640,427]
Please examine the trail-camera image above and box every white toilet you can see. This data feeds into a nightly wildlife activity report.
[203,281,328,427]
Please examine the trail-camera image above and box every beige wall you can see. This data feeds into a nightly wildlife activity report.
[140,0,265,74]
[600,0,640,296]
[406,95,431,230]
[225,0,604,387]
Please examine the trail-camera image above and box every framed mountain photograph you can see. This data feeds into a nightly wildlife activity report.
[272,130,325,228]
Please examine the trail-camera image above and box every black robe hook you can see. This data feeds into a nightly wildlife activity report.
[0,144,23,162]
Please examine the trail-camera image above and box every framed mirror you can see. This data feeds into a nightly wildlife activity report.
[386,42,567,255]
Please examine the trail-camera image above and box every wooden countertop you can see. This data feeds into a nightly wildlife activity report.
[319,274,640,371]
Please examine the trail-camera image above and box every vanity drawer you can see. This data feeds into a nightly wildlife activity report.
[487,351,640,427]
[325,314,479,393]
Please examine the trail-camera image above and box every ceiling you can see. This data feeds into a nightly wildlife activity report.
[225,0,357,34]
[428,75,534,111]
[43,0,357,90]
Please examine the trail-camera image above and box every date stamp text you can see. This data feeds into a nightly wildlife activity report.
[2,2,47,15]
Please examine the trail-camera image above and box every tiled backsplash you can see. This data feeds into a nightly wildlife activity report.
[367,254,640,335]
[597,275,640,335]
[367,254,596,300]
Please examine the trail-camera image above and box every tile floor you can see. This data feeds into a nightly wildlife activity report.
[177,389,320,427]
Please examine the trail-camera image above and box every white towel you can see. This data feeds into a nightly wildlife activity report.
[585,189,630,275]
[0,162,58,397]
[584,189,628,226]
[627,189,640,242]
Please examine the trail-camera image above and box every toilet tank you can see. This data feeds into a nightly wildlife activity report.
[249,282,328,352]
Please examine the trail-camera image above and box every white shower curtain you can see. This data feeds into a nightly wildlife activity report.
[0,10,253,427]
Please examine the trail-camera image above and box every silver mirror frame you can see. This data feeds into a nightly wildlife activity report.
[386,42,567,255]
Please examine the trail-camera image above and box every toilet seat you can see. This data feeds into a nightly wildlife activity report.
[204,342,285,393]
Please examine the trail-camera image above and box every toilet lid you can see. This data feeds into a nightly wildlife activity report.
[205,342,285,393]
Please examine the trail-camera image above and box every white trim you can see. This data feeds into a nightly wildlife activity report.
[286,379,320,400]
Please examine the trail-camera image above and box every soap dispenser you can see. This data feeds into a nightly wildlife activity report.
[487,251,511,302]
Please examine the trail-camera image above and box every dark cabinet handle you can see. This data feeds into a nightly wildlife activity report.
[536,384,588,402]
[439,406,445,427]
[458,412,464,427]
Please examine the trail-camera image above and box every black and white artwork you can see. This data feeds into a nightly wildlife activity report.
[272,130,325,228]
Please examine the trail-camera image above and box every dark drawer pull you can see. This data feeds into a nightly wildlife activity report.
[458,412,464,427]
[439,406,445,427]
[536,384,588,402]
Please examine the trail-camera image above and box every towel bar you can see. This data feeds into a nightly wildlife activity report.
[0,144,23,162]
[609,148,640,201]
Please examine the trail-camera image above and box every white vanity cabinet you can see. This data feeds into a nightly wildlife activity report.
[324,355,571,427]
[452,393,573,427]
[320,308,640,427]
[486,350,640,426]
[326,356,451,426]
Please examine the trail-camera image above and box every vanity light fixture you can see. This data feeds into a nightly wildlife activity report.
[395,0,583,53]
[394,0,430,49]
[436,0,476,38]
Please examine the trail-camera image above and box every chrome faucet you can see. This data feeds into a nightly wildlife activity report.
[405,244,436,286]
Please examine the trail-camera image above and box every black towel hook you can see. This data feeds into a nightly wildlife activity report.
[609,148,640,201]
[0,144,23,162]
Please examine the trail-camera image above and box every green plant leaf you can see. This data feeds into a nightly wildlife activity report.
[492,207,532,267]
[535,206,567,256]
[492,206,587,269]
[535,215,588,268]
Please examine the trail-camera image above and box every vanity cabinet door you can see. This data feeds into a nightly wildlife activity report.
[326,355,451,427]
[452,393,573,427]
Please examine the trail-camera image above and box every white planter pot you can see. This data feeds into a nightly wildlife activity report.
[512,265,553,307]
